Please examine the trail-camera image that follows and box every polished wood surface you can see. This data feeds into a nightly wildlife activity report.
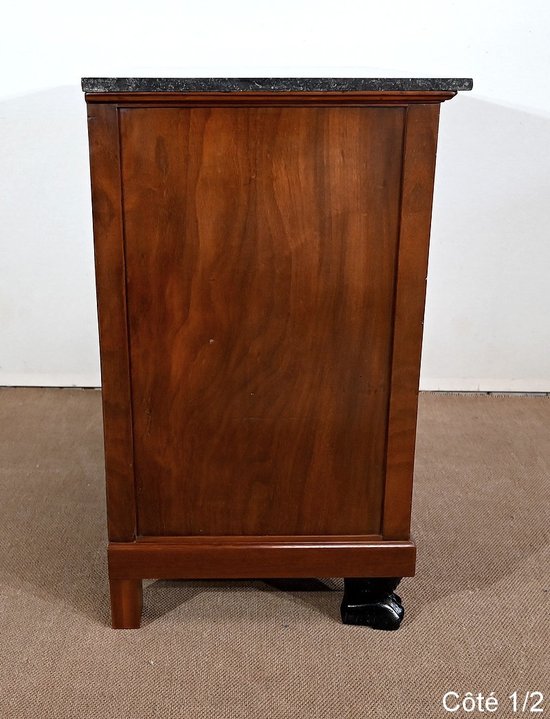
[383,104,441,539]
[109,578,143,629]
[121,106,404,537]
[108,537,416,579]
[87,104,136,541]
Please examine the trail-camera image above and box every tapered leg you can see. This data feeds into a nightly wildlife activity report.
[341,578,404,630]
[109,578,143,629]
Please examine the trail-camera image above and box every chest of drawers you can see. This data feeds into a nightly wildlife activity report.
[83,77,471,629]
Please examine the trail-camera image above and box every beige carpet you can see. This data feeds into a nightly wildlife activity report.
[0,389,548,718]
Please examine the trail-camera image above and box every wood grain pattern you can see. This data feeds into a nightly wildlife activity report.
[119,106,405,537]
[86,104,136,541]
[108,537,417,579]
[382,104,441,539]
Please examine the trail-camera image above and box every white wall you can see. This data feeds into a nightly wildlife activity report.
[1,0,549,390]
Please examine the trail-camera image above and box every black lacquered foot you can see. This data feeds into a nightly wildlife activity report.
[341,578,404,630]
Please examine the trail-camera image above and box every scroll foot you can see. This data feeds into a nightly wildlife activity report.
[341,577,404,630]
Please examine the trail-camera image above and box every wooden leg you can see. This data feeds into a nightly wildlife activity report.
[340,577,404,630]
[109,578,143,629]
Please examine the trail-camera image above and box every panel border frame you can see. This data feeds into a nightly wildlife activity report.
[87,103,137,541]
[382,104,441,540]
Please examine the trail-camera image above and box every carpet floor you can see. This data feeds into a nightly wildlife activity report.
[0,389,548,718]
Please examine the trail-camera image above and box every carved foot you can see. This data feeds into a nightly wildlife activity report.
[341,578,404,630]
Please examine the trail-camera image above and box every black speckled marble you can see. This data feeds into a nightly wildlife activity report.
[81,77,473,93]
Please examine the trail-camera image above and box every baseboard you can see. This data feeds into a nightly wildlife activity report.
[420,378,550,393]
[1,377,548,393]
[0,374,100,388]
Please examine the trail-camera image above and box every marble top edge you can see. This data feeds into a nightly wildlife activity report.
[81,77,473,93]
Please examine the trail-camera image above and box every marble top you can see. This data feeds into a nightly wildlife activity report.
[82,77,473,93]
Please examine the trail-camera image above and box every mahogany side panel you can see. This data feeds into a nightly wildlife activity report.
[382,104,441,539]
[119,106,405,537]
[87,104,137,541]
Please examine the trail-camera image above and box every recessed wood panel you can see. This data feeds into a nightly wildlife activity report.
[119,106,404,536]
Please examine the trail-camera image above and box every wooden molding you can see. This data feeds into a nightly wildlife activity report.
[108,536,417,579]
[85,90,456,107]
